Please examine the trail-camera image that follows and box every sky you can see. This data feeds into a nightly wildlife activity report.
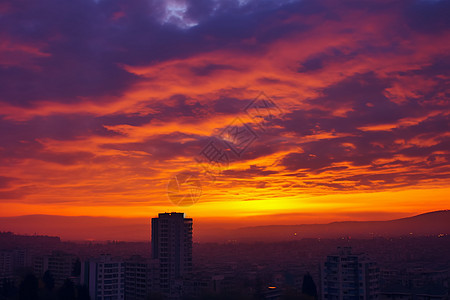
[0,0,449,232]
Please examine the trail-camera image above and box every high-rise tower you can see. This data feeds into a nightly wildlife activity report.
[151,212,193,298]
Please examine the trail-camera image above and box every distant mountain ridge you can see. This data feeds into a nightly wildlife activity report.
[0,210,448,242]
[230,210,450,242]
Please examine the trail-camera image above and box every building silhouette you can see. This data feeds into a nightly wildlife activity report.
[151,212,193,298]
[321,247,379,300]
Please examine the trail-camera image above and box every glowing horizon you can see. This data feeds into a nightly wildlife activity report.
[0,0,449,234]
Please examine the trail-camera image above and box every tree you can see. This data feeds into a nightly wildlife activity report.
[19,274,39,300]
[146,292,165,300]
[76,285,90,300]
[72,259,81,277]
[57,279,76,300]
[1,278,17,299]
[301,273,317,300]
[43,270,55,291]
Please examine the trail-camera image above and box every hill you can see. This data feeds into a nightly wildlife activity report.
[229,210,450,242]
[0,210,448,242]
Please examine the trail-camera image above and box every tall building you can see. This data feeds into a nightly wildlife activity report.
[81,255,125,300]
[151,212,193,298]
[321,247,379,300]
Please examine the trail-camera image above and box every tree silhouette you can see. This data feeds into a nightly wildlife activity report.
[72,259,81,277]
[76,285,90,300]
[1,278,16,299]
[301,273,318,300]
[43,270,55,291]
[57,279,76,300]
[146,292,165,300]
[19,274,39,300]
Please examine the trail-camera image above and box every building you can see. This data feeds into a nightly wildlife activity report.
[0,251,14,285]
[0,249,30,288]
[380,267,449,300]
[183,273,226,298]
[151,212,193,298]
[380,284,448,300]
[81,255,125,300]
[124,255,159,300]
[33,251,78,287]
[321,247,379,300]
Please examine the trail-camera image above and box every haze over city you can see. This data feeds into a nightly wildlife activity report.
[1,0,449,243]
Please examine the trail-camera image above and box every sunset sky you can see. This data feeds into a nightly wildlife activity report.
[0,0,449,233]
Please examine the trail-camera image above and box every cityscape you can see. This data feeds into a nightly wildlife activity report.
[1,211,449,299]
[0,0,449,299]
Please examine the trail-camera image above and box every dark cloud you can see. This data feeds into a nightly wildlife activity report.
[0,0,331,107]
[0,114,120,142]
[276,64,449,189]
[101,132,205,162]
[0,0,448,196]
[190,63,240,76]
[0,0,142,106]
[1,0,449,107]
[298,49,358,73]
[222,165,278,179]
[0,176,16,189]
[0,185,36,200]
[405,0,450,33]
[147,95,209,121]
[0,136,96,166]
[0,112,152,165]
[213,97,248,115]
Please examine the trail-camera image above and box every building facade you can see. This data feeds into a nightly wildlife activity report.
[321,247,379,300]
[124,255,159,300]
[0,250,14,286]
[151,212,193,298]
[81,255,125,300]
[33,251,78,287]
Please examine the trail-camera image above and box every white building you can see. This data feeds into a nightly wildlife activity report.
[321,247,379,300]
[81,255,125,300]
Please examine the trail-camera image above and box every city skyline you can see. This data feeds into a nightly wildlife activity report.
[0,0,449,299]
[0,0,449,238]
[0,210,448,242]
[1,213,448,300]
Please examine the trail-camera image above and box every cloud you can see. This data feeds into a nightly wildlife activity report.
[0,0,448,221]
[0,176,16,189]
